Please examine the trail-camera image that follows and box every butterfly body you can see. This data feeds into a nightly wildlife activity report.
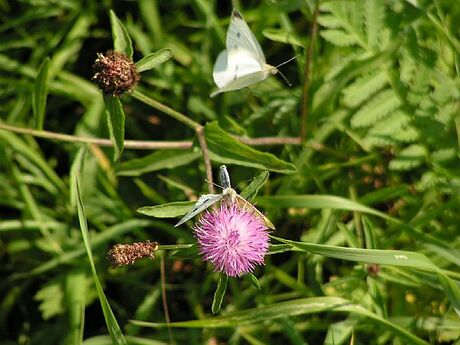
[211,10,276,97]
[175,166,275,229]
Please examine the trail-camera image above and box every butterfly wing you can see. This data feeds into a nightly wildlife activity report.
[174,194,223,227]
[211,49,268,97]
[235,194,275,229]
[227,10,265,63]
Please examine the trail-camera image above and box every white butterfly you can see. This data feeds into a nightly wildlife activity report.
[175,165,275,229]
[210,10,279,98]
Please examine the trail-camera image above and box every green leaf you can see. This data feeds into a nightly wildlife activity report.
[272,236,437,271]
[117,150,201,176]
[320,30,358,46]
[64,270,86,345]
[263,29,304,46]
[32,57,50,130]
[205,122,296,173]
[130,296,429,345]
[135,49,172,72]
[253,194,451,249]
[239,171,269,201]
[72,147,127,345]
[245,273,261,290]
[109,10,133,58]
[69,147,86,207]
[389,144,426,171]
[365,0,385,50]
[137,201,195,218]
[104,96,125,161]
[437,272,460,316]
[341,70,388,108]
[257,194,391,221]
[211,273,228,314]
[350,89,401,128]
[272,236,460,316]
[34,281,64,319]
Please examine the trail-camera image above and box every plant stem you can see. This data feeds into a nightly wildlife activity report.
[0,123,304,148]
[131,89,201,131]
[0,123,192,149]
[160,255,175,345]
[130,90,216,192]
[236,136,301,146]
[196,126,215,194]
[300,1,320,142]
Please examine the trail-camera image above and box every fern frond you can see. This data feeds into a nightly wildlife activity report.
[365,0,385,50]
[320,30,359,47]
[389,144,426,171]
[431,148,457,164]
[350,89,401,128]
[399,48,417,85]
[317,15,343,29]
[365,110,418,147]
[319,1,366,49]
[342,70,388,107]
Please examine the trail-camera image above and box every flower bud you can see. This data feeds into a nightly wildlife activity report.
[92,50,140,96]
[107,240,158,267]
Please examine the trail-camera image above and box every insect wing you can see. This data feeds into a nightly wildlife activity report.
[235,194,275,229]
[174,193,223,227]
[227,10,265,63]
[212,48,266,92]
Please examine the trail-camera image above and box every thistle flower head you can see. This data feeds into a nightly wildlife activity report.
[193,203,269,277]
[92,50,139,96]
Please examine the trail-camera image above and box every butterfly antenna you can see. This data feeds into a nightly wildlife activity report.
[205,179,224,190]
[275,54,299,87]
[277,70,292,87]
[275,54,300,69]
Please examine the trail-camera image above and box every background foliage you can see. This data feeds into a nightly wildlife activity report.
[0,0,459,344]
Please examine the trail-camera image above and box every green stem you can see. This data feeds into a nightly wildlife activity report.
[131,89,201,130]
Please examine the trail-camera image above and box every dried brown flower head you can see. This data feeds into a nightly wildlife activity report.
[107,240,159,267]
[92,50,140,96]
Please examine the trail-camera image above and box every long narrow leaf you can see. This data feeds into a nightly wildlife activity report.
[32,57,50,130]
[211,273,228,314]
[136,49,172,72]
[272,236,460,316]
[104,95,125,161]
[72,147,127,345]
[109,10,133,58]
[130,297,429,345]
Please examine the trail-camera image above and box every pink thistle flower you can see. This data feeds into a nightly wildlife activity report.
[193,203,270,277]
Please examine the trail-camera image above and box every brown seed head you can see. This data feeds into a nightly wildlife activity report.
[92,50,140,96]
[107,240,159,267]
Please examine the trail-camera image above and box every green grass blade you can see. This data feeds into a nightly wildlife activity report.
[32,57,50,130]
[130,296,429,345]
[64,269,86,345]
[271,236,437,270]
[72,147,127,345]
[117,150,201,176]
[272,236,460,316]
[257,194,449,247]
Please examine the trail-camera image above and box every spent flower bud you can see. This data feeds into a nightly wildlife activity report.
[107,240,158,267]
[92,50,139,96]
